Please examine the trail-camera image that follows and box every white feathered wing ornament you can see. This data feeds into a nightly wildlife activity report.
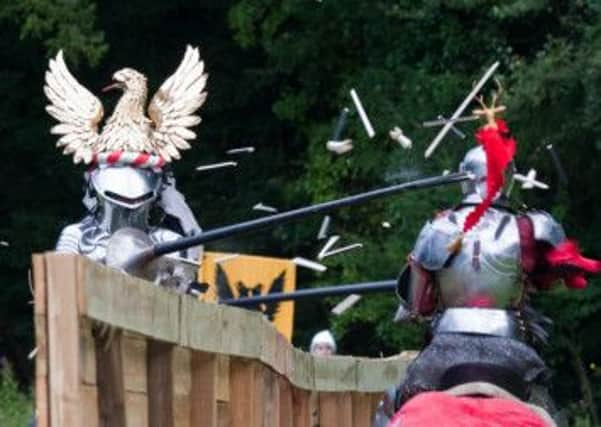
[44,45,208,164]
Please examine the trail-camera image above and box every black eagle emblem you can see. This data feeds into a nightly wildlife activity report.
[216,264,286,321]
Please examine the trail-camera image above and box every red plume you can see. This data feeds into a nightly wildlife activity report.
[463,119,516,233]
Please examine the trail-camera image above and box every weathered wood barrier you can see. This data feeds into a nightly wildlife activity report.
[32,253,412,427]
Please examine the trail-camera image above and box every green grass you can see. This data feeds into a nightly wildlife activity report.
[0,365,33,427]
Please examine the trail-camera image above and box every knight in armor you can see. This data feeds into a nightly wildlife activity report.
[378,90,601,422]
[44,46,208,290]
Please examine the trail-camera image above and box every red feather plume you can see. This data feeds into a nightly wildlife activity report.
[463,119,516,233]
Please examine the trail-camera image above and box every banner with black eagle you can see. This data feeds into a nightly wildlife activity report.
[196,252,297,341]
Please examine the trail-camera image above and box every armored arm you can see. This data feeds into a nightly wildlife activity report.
[394,259,436,322]
[55,224,83,254]
[394,220,452,321]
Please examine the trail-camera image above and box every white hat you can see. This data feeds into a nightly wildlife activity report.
[310,330,337,353]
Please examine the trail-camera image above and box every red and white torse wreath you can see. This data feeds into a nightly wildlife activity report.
[92,151,166,170]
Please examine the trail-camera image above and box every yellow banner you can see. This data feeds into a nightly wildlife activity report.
[198,252,296,341]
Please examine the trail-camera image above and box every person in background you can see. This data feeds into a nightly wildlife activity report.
[310,330,337,356]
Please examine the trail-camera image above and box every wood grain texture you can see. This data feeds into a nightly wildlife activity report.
[229,358,263,427]
[147,340,174,427]
[190,352,217,427]
[46,253,82,427]
[95,329,126,427]
[32,254,49,427]
[319,392,352,427]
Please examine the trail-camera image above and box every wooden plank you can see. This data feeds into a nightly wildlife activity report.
[319,392,352,427]
[147,340,174,427]
[216,355,230,402]
[122,333,147,393]
[217,401,230,427]
[314,356,358,391]
[278,376,293,427]
[81,319,97,385]
[32,254,49,427]
[219,307,264,358]
[179,296,222,353]
[32,254,47,315]
[291,389,311,427]
[81,258,180,343]
[371,393,384,419]
[45,253,82,427]
[351,392,374,427]
[76,256,88,315]
[81,385,100,427]
[289,348,314,391]
[229,358,262,427]
[355,355,410,392]
[76,257,414,396]
[126,391,149,427]
[190,352,217,427]
[262,367,279,427]
[95,328,126,427]
[172,347,191,427]
[309,392,319,427]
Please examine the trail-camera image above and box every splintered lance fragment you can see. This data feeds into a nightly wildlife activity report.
[546,144,568,185]
[226,146,255,155]
[195,161,237,171]
[170,255,202,267]
[424,61,500,158]
[317,235,341,260]
[317,215,331,240]
[514,169,549,190]
[350,88,376,138]
[389,127,413,149]
[253,203,279,213]
[437,115,466,139]
[331,294,362,315]
[326,139,353,155]
[321,243,363,258]
[28,347,38,360]
[422,115,479,127]
[215,254,240,264]
[292,257,327,272]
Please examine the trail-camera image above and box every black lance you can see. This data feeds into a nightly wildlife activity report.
[221,280,397,306]
[123,172,471,270]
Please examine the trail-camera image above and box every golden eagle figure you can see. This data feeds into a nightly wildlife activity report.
[43,45,208,164]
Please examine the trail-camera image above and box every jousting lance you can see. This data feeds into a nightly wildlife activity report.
[123,171,472,270]
[221,280,397,306]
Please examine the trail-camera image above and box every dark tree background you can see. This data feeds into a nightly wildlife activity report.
[1,0,601,423]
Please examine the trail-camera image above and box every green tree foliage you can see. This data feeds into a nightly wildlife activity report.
[1,0,601,422]
[0,365,33,427]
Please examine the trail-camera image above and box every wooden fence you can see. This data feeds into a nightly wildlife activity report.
[32,253,412,427]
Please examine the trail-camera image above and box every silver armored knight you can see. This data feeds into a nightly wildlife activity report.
[45,46,208,290]
[377,96,601,424]
[56,167,202,290]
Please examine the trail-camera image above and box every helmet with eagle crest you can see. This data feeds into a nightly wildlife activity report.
[49,46,206,291]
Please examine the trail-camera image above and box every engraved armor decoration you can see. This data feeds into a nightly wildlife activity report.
[46,46,208,291]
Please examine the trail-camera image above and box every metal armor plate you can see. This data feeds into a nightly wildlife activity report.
[526,210,566,246]
[55,217,196,290]
[414,206,523,309]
